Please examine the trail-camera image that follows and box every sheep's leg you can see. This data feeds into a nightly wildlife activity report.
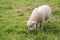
[40,21,43,32]
[36,23,37,29]
[48,19,50,23]
[40,24,43,32]
[36,23,38,31]
[48,14,51,23]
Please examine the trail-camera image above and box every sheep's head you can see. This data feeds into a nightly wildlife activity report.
[26,21,37,31]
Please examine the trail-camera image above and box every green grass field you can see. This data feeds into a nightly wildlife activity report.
[0,0,60,40]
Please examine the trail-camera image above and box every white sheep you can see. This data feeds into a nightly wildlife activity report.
[27,5,51,32]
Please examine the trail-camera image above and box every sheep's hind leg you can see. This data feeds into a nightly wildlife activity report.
[48,19,50,23]
[48,15,51,23]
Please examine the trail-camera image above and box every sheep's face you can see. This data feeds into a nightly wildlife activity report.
[27,21,36,31]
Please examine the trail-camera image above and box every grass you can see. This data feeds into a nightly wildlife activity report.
[0,0,60,40]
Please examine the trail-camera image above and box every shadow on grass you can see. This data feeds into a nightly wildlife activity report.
[28,30,38,35]
[17,30,38,35]
[43,22,60,35]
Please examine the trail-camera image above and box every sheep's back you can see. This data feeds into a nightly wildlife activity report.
[29,5,51,22]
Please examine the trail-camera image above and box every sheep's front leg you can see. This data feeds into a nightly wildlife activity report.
[36,23,38,29]
[40,21,43,32]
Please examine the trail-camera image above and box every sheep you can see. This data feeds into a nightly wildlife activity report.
[26,5,51,32]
